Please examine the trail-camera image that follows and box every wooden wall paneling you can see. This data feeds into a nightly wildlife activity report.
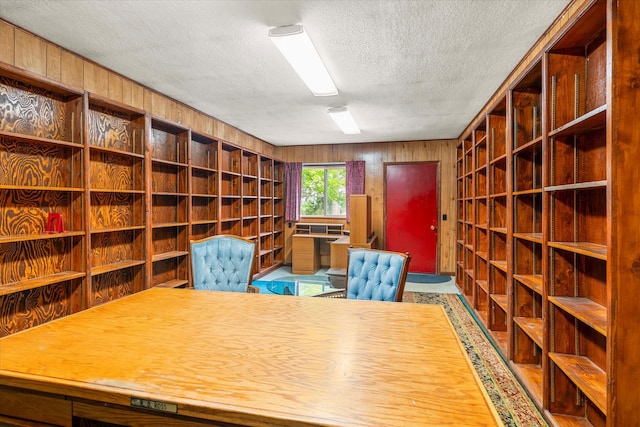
[334,143,354,163]
[46,44,61,81]
[180,108,194,132]
[83,61,109,98]
[216,121,232,143]
[108,72,123,104]
[13,28,46,76]
[60,49,83,89]
[367,145,384,249]
[193,112,213,136]
[0,20,15,65]
[129,80,145,111]
[147,89,170,119]
[121,78,134,107]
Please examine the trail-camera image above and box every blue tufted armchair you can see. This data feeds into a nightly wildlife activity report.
[319,248,411,302]
[190,235,257,293]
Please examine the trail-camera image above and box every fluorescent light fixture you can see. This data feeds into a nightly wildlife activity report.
[327,107,361,134]
[269,24,338,97]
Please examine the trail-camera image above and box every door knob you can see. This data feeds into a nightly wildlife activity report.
[430,225,436,231]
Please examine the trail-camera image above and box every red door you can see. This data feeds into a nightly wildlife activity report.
[385,162,438,273]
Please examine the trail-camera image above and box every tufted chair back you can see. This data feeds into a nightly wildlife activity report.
[346,249,411,302]
[190,235,256,292]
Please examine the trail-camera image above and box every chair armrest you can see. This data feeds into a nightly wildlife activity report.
[247,284,260,294]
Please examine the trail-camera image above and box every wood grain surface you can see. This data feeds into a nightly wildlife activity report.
[0,288,501,426]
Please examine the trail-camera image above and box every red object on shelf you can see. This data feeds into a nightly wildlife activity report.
[44,213,65,233]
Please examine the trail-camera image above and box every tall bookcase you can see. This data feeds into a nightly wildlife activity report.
[510,59,544,405]
[241,148,259,268]
[472,119,490,327]
[545,1,607,423]
[219,142,242,236]
[456,0,640,425]
[0,65,85,335]
[0,64,285,337]
[456,133,474,299]
[259,155,274,270]
[86,94,147,303]
[148,117,190,288]
[190,131,218,241]
[215,140,284,273]
[273,160,285,266]
[486,97,509,355]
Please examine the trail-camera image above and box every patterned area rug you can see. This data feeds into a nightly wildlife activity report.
[402,292,548,427]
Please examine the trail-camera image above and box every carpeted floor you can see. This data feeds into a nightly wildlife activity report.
[403,291,548,427]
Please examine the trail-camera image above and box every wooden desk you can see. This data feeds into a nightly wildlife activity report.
[0,288,502,427]
[329,233,378,269]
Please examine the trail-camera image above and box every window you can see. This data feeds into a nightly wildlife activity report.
[301,164,346,217]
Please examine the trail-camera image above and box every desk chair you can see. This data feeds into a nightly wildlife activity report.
[190,235,258,293]
[318,248,410,302]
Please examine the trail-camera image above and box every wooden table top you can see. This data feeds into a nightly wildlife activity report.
[0,288,502,427]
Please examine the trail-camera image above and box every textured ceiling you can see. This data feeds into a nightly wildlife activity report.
[0,0,570,146]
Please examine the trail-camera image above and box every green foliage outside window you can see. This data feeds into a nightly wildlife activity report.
[301,166,346,216]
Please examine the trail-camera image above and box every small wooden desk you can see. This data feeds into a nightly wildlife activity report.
[0,288,502,427]
[329,233,378,269]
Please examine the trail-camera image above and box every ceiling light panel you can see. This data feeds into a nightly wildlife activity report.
[327,107,361,134]
[269,25,338,97]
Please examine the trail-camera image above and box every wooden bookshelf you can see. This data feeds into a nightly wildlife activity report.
[0,64,86,336]
[510,59,544,404]
[86,94,147,304]
[259,156,274,270]
[190,131,218,241]
[546,2,608,423]
[219,142,242,236]
[456,134,474,299]
[472,119,489,325]
[0,52,285,338]
[486,97,509,353]
[272,160,285,265]
[455,0,640,425]
[148,117,190,289]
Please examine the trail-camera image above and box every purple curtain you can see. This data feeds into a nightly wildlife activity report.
[284,162,302,222]
[345,160,365,222]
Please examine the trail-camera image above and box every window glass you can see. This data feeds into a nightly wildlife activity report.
[301,164,346,216]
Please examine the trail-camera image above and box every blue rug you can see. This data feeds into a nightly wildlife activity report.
[406,273,452,283]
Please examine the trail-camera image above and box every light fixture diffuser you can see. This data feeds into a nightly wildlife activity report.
[269,25,338,97]
[327,107,361,134]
